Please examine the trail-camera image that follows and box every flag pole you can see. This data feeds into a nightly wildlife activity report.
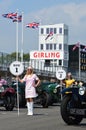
[16,10,18,61]
[16,9,20,116]
[21,12,24,63]
[79,44,81,80]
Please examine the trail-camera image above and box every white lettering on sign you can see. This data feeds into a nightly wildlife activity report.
[30,51,63,59]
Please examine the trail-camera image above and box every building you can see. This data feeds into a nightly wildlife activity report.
[68,44,86,80]
[30,23,69,73]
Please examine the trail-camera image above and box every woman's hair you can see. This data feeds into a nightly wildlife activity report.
[66,72,72,79]
[67,72,72,76]
[27,66,33,70]
[26,66,33,74]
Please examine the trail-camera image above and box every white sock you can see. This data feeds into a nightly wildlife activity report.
[27,102,30,115]
[29,102,33,115]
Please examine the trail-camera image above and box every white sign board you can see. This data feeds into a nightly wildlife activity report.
[9,61,24,76]
[56,69,66,80]
[30,51,63,60]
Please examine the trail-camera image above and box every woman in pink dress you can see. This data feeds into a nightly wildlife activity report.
[18,66,40,115]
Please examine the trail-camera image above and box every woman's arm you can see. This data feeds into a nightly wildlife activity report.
[17,76,25,83]
[35,79,41,87]
[18,78,24,83]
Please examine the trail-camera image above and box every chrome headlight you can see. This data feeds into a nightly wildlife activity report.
[53,88,57,93]
[0,87,5,92]
[79,87,86,95]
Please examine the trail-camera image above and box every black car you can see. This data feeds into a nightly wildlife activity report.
[60,83,86,125]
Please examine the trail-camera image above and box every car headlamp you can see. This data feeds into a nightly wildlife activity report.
[0,86,4,92]
[53,88,57,93]
[79,87,86,95]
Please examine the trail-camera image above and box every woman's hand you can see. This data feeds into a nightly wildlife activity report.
[16,76,19,81]
[35,80,41,87]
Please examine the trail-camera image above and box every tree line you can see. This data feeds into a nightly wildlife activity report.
[9,52,30,61]
[0,52,30,65]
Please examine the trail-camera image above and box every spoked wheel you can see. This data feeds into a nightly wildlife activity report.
[15,93,26,108]
[60,96,83,125]
[40,92,52,108]
[4,93,15,111]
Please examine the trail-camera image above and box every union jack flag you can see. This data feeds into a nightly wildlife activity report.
[45,31,53,40]
[2,12,17,19]
[72,42,80,51]
[26,22,39,29]
[12,15,22,22]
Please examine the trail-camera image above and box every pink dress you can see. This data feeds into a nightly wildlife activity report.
[22,74,39,99]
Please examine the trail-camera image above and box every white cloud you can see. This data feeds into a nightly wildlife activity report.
[26,2,86,45]
[1,2,86,53]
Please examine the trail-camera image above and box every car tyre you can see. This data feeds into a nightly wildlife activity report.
[40,92,51,108]
[15,93,26,108]
[60,95,83,125]
[4,93,15,111]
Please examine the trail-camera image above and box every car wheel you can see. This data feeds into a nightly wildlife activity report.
[60,95,83,125]
[40,92,52,108]
[15,93,26,108]
[4,93,15,111]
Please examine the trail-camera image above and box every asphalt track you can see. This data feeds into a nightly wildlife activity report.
[0,104,86,130]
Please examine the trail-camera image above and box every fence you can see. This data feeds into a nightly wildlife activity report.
[0,52,85,82]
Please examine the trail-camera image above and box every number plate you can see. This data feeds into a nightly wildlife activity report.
[70,108,86,115]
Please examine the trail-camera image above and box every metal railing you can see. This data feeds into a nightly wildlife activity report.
[0,52,85,82]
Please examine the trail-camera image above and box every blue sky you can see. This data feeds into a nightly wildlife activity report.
[0,0,86,53]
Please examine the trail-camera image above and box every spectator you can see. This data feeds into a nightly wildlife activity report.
[63,72,75,88]
[0,75,7,87]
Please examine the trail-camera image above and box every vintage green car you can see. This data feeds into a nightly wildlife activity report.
[36,82,61,107]
[11,81,61,108]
